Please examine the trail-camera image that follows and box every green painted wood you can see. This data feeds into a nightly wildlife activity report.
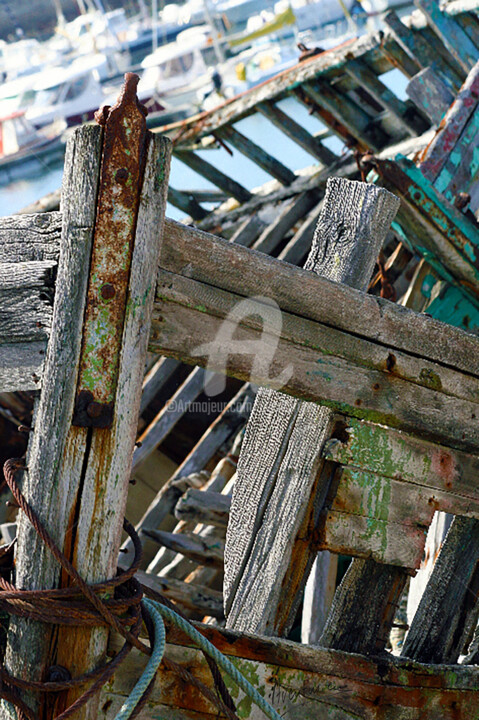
[406,67,454,125]
[174,149,252,203]
[383,11,464,92]
[215,125,296,186]
[416,0,479,74]
[433,105,479,206]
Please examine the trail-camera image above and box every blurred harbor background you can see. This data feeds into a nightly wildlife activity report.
[0,0,412,217]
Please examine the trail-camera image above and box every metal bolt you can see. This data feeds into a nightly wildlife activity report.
[454,192,471,211]
[86,402,103,419]
[115,167,129,182]
[100,283,116,300]
[46,665,72,682]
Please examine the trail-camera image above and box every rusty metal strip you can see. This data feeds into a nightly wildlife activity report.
[73,73,149,428]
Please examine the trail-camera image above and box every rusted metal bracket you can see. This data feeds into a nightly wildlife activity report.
[72,73,149,428]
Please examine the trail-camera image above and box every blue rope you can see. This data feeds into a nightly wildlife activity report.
[113,599,166,720]
[154,602,283,720]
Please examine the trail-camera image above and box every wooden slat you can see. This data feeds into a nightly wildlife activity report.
[132,366,208,472]
[0,342,45,393]
[174,149,252,203]
[318,507,426,568]
[383,11,464,92]
[175,488,231,527]
[402,515,479,663]
[251,191,319,255]
[140,356,180,413]
[168,186,208,220]
[228,214,267,246]
[142,529,225,568]
[416,0,479,74]
[158,217,479,377]
[256,100,338,165]
[0,260,55,343]
[277,200,322,264]
[419,60,479,181]
[120,384,254,569]
[152,267,479,450]
[99,621,479,720]
[344,58,419,137]
[0,211,61,262]
[301,80,384,151]
[323,417,479,503]
[215,125,296,186]
[406,67,454,125]
[218,179,399,637]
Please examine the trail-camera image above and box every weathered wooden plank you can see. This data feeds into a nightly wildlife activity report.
[251,191,319,255]
[4,101,172,719]
[381,34,423,79]
[168,186,208,220]
[319,559,409,653]
[0,211,61,262]
[301,551,337,644]
[256,100,338,165]
[419,60,479,181]
[376,155,479,290]
[158,217,479,377]
[344,57,419,137]
[0,342,45,392]
[277,199,322,264]
[318,507,426,568]
[383,10,464,92]
[136,569,224,618]
[140,356,180,413]
[0,260,55,343]
[302,80,385,151]
[171,33,383,146]
[132,366,208,472]
[402,515,479,663]
[215,125,296,186]
[416,0,479,74]
[99,622,479,720]
[406,67,454,125]
[3,125,103,717]
[152,267,479,452]
[323,416,479,503]
[219,179,399,636]
[174,149,252,203]
[434,104,479,209]
[120,384,254,568]
[175,488,231,528]
[142,528,225,568]
[227,213,267,246]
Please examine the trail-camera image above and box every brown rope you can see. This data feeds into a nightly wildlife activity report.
[0,459,239,720]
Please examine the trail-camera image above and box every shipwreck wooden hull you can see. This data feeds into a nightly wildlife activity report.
[100,625,479,719]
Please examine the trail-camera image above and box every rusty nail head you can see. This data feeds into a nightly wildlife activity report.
[115,167,129,182]
[87,401,104,419]
[100,283,116,300]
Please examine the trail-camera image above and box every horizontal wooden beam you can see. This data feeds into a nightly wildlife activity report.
[99,621,479,720]
[158,218,479,378]
[5,214,479,453]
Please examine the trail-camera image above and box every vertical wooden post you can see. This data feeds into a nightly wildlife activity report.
[4,81,171,718]
[224,178,400,636]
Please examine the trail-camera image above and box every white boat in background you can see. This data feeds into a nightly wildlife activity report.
[24,56,111,129]
[138,26,215,109]
[0,111,66,184]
